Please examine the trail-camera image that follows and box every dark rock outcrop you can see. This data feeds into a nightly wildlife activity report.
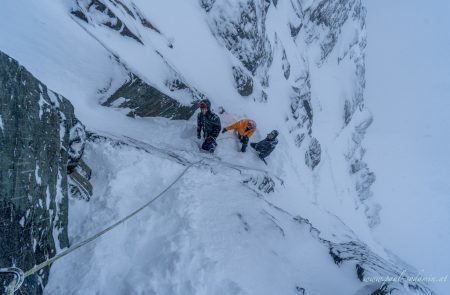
[290,82,312,131]
[232,66,254,96]
[203,0,272,75]
[307,0,356,60]
[200,0,216,12]
[0,51,89,294]
[305,137,321,169]
[281,48,291,80]
[102,73,197,119]
[305,0,367,121]
[295,286,306,295]
[70,0,201,120]
[290,23,303,38]
[243,175,277,194]
[71,0,144,44]
[202,0,273,99]
[293,216,434,295]
[328,242,434,295]
[288,70,313,149]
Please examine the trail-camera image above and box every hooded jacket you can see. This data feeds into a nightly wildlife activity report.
[224,119,256,138]
[197,110,221,138]
[252,136,278,158]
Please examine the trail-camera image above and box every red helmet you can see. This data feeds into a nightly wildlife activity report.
[199,99,211,110]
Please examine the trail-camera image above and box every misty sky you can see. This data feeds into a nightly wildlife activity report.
[363,0,450,293]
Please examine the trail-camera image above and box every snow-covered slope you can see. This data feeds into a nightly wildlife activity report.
[43,131,429,295]
[0,0,439,294]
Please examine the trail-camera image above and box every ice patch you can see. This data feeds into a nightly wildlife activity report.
[46,187,51,210]
[35,165,42,185]
[33,239,38,252]
[19,216,25,227]
[48,90,60,107]
[53,227,63,253]
[38,94,49,119]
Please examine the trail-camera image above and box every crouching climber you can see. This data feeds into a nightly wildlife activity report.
[250,130,279,162]
[197,99,221,153]
[222,119,256,152]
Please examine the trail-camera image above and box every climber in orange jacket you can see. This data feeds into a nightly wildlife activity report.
[222,119,256,152]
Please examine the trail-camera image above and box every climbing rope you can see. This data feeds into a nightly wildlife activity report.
[1,160,199,294]
[1,133,279,293]
[0,267,24,295]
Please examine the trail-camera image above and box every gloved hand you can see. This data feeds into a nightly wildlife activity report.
[222,128,227,133]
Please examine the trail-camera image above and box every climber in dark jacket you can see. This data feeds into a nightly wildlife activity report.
[197,99,221,153]
[250,130,279,160]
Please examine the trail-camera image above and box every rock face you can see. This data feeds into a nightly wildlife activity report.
[202,0,273,102]
[305,137,321,170]
[70,0,201,120]
[0,51,88,294]
[71,0,146,44]
[102,73,197,119]
[232,66,254,97]
[203,0,273,76]
[201,0,376,223]
[293,216,434,295]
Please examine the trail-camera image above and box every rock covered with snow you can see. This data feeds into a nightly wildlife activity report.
[102,73,197,119]
[71,0,145,44]
[200,0,376,224]
[70,0,202,120]
[0,51,88,294]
